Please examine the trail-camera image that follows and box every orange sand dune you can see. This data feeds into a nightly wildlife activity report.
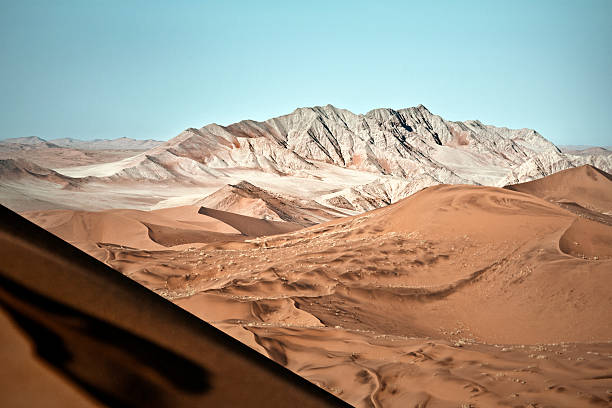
[198,207,303,236]
[97,180,612,407]
[12,165,612,407]
[195,181,344,226]
[559,216,612,259]
[182,185,611,344]
[21,206,239,256]
[21,204,304,258]
[505,164,612,215]
[0,205,349,407]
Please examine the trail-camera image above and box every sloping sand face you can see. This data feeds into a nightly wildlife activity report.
[0,206,349,408]
[505,164,612,215]
[195,180,344,226]
[85,182,612,408]
[8,166,612,407]
[20,205,268,255]
[559,217,612,260]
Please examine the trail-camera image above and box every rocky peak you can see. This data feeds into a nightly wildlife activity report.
[53,105,610,205]
[0,136,48,145]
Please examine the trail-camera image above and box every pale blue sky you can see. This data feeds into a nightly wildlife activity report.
[1,0,611,145]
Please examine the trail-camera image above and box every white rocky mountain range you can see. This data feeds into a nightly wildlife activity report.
[1,104,610,215]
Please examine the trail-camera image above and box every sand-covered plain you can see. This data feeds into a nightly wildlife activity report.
[0,205,349,407]
[15,165,611,407]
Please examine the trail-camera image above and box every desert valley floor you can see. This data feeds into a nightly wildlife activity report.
[1,107,611,407]
[9,165,611,407]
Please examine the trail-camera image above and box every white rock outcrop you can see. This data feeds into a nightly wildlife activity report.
[48,104,612,212]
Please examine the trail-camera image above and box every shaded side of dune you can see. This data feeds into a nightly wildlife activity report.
[143,222,245,247]
[504,164,612,215]
[0,273,210,407]
[198,206,303,236]
[559,217,612,259]
[0,205,349,408]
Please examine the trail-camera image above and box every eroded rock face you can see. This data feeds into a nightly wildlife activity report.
[3,104,610,214]
[183,104,557,182]
[143,103,607,187]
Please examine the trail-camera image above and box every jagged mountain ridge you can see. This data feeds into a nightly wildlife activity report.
[3,104,611,214]
[150,104,562,185]
[0,136,165,170]
[90,103,610,188]
[0,158,81,188]
[0,136,163,151]
[50,137,163,150]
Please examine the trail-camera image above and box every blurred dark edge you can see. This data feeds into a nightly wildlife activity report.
[0,204,352,408]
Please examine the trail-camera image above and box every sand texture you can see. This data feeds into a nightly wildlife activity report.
[14,166,607,407]
[2,165,611,407]
[0,205,349,407]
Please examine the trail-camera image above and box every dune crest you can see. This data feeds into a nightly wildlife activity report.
[22,204,305,257]
[505,164,612,215]
[5,165,612,407]
[88,174,612,407]
[0,205,348,407]
[195,180,344,226]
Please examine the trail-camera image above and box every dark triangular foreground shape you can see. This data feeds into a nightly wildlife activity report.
[0,204,352,408]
